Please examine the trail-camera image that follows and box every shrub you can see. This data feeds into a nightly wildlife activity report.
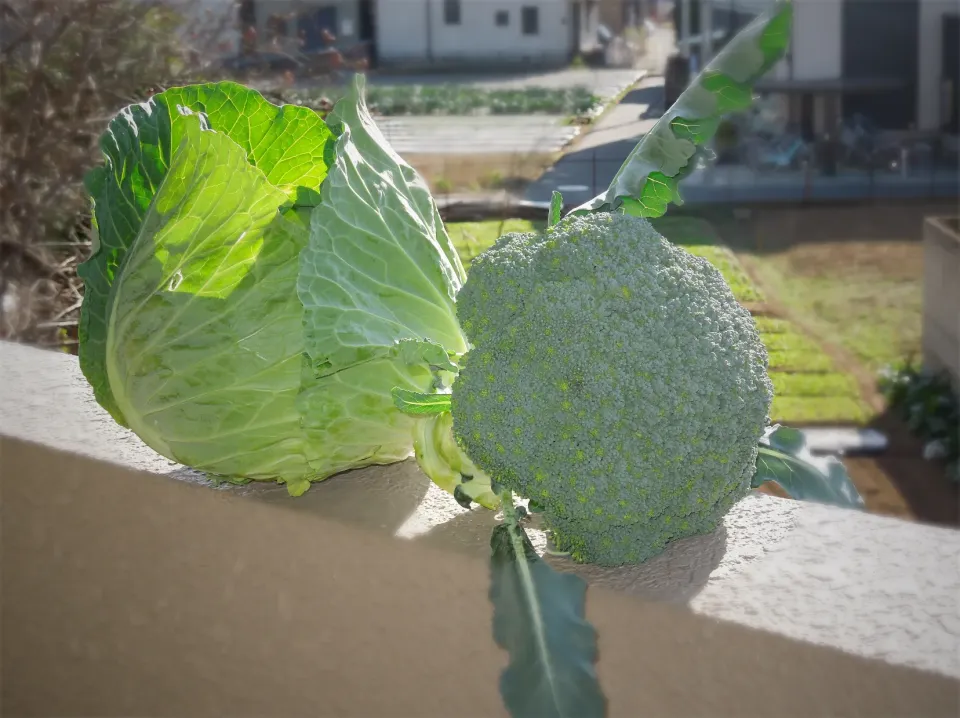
[0,0,233,347]
[879,359,959,483]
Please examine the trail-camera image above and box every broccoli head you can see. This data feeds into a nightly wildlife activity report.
[450,212,773,566]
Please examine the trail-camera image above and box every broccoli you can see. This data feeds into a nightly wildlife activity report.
[449,213,773,566]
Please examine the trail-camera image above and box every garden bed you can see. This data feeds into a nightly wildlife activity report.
[276,84,603,120]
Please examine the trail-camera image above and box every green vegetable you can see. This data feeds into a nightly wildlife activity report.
[77,5,867,715]
[78,78,467,496]
[394,0,861,569]
[450,212,774,565]
[79,81,335,425]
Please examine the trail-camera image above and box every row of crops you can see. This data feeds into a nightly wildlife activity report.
[278,84,603,117]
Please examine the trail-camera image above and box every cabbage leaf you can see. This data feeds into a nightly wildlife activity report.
[79,82,335,423]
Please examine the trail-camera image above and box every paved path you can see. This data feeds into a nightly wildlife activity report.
[524,75,665,205]
[522,23,675,205]
[379,115,580,155]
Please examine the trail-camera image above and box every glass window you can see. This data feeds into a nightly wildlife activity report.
[521,6,539,35]
[444,0,461,25]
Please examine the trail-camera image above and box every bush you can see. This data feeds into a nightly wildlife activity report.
[878,359,959,483]
[0,0,233,348]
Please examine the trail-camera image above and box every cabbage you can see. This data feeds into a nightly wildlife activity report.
[77,77,467,495]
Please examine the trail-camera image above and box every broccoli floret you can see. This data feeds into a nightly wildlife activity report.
[450,212,773,566]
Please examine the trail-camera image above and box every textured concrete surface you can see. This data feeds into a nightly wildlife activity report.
[3,339,959,679]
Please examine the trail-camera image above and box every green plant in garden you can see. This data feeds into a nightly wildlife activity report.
[879,360,959,483]
[77,81,468,497]
[281,84,602,118]
[77,3,863,715]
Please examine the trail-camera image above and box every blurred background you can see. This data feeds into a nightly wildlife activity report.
[1,0,957,520]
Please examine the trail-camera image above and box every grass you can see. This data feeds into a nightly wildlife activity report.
[737,256,922,374]
[445,218,872,425]
[702,203,942,375]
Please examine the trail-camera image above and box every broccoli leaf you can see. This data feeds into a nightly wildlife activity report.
[752,425,865,509]
[490,496,606,718]
[571,0,792,218]
[548,191,564,227]
[78,81,334,424]
[391,388,452,415]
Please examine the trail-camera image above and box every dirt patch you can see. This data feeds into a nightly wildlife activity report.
[846,413,960,526]
[404,152,559,195]
[776,240,923,281]
[706,202,960,524]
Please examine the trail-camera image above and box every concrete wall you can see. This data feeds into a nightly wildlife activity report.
[791,0,841,80]
[1,339,960,718]
[922,216,960,388]
[375,0,577,64]
[917,0,955,131]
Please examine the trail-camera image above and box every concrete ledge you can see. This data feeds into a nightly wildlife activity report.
[923,216,960,389]
[2,340,959,715]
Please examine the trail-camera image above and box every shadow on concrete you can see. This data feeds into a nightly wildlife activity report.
[526,138,639,205]
[620,83,665,119]
[235,459,434,536]
[619,83,665,106]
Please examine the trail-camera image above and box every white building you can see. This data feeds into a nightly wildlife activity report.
[374,0,602,66]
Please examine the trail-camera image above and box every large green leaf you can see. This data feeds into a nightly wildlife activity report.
[297,74,468,374]
[103,113,447,495]
[104,117,328,493]
[572,0,792,218]
[490,497,606,718]
[752,425,865,509]
[78,82,335,423]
